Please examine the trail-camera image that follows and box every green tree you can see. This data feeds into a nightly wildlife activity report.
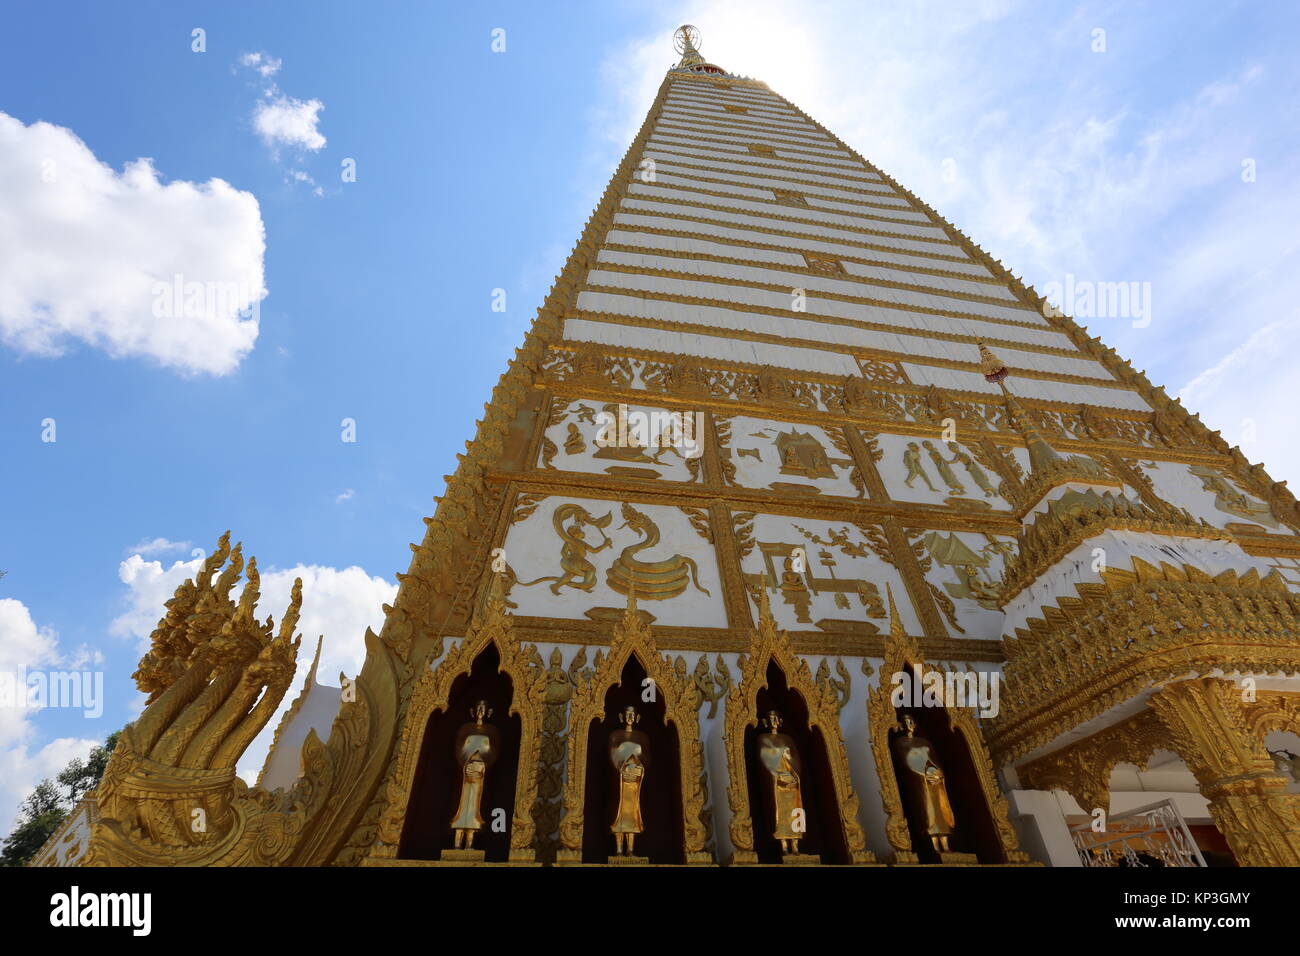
[0,780,66,867]
[0,730,121,867]
[57,730,120,802]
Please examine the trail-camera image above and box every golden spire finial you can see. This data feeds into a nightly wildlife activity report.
[977,342,1009,383]
[884,584,907,641]
[756,575,777,632]
[673,24,707,69]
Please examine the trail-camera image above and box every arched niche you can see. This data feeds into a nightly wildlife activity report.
[578,655,686,864]
[740,659,849,864]
[371,578,546,864]
[556,596,711,865]
[724,590,874,865]
[398,644,523,861]
[867,589,1028,864]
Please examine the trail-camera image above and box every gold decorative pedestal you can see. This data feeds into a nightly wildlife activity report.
[607,855,650,866]
[781,853,822,866]
[939,851,979,865]
[442,849,486,863]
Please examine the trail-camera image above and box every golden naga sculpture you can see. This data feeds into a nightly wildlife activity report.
[606,501,710,600]
[891,714,957,854]
[450,701,499,850]
[82,531,405,868]
[757,710,805,854]
[87,533,304,864]
[608,705,649,855]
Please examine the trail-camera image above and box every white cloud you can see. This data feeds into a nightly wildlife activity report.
[110,551,395,782]
[0,599,100,835]
[239,51,282,78]
[126,537,193,557]
[252,94,327,152]
[335,488,355,503]
[0,112,266,375]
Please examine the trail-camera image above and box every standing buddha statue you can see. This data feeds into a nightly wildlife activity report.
[757,710,805,854]
[608,705,650,855]
[891,713,957,853]
[450,700,500,850]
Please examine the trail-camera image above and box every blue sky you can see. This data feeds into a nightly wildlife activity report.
[2,0,1299,831]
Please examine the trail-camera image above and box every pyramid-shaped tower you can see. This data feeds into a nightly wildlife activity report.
[62,27,1300,870]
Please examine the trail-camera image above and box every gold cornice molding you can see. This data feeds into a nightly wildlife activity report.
[998,494,1227,605]
[571,303,1128,390]
[539,348,1238,466]
[990,560,1300,762]
[504,615,1004,662]
[549,338,1147,414]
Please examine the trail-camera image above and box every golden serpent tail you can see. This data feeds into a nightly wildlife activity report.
[515,573,563,587]
[682,556,710,596]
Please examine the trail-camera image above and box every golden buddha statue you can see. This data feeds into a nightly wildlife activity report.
[608,705,649,855]
[449,700,499,850]
[757,710,805,854]
[891,713,957,853]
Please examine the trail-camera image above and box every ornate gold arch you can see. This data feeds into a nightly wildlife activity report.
[1243,690,1300,741]
[556,592,711,864]
[1016,708,1174,817]
[867,586,1028,863]
[370,574,547,863]
[724,588,874,864]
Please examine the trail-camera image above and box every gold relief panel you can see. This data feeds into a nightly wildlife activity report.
[1135,459,1290,537]
[539,398,704,483]
[872,431,1022,512]
[503,494,727,629]
[911,527,1016,640]
[719,414,866,499]
[733,511,920,635]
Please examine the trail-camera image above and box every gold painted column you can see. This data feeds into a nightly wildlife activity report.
[1150,677,1300,867]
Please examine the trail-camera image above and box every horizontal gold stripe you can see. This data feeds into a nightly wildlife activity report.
[622,192,953,253]
[630,176,928,229]
[603,221,996,285]
[644,143,899,192]
[569,307,1122,389]
[582,260,1050,335]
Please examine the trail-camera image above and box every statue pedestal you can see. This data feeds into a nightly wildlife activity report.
[440,848,487,863]
[606,854,650,866]
[780,853,822,866]
[938,851,979,866]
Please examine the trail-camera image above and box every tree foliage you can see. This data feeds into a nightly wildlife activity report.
[0,731,120,867]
